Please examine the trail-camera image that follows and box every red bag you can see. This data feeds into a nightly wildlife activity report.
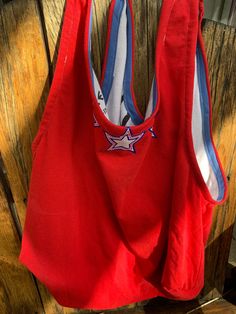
[19,0,228,310]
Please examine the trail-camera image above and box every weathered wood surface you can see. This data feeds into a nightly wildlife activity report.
[200,20,236,300]
[0,0,235,312]
[0,161,44,314]
[41,0,65,74]
[204,0,236,27]
[0,0,46,230]
[91,0,111,79]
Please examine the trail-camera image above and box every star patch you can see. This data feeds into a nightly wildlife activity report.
[105,128,145,153]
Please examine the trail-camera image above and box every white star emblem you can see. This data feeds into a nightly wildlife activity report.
[105,128,145,153]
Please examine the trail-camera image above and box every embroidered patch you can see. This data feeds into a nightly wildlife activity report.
[105,128,145,153]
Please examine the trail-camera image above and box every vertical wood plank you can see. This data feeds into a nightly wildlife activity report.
[146,0,162,105]
[132,0,162,113]
[201,21,236,299]
[0,0,48,228]
[91,0,110,78]
[204,0,236,27]
[0,176,44,313]
[132,0,149,113]
[40,0,65,69]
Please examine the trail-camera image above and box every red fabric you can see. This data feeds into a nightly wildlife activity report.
[19,0,228,310]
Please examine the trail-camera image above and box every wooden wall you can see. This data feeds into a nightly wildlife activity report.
[204,0,236,27]
[0,0,235,313]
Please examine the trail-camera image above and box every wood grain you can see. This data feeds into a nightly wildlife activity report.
[131,1,162,113]
[0,0,48,228]
[204,0,236,27]
[40,0,65,73]
[0,4,56,310]
[91,0,110,79]
[201,21,236,300]
[146,0,162,92]
[0,175,44,313]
